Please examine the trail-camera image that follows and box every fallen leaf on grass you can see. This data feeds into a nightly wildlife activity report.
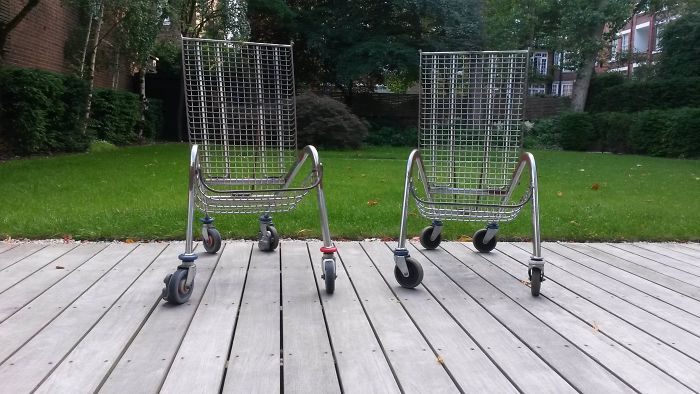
[457,235,473,242]
[556,191,564,197]
[125,238,136,244]
[296,229,312,236]
[591,183,600,191]
[62,235,73,243]
[367,200,379,206]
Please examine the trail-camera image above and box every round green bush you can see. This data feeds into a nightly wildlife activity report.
[295,93,368,149]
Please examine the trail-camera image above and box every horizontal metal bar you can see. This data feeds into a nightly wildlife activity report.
[204,178,287,186]
[421,50,529,55]
[181,36,292,48]
[428,187,508,196]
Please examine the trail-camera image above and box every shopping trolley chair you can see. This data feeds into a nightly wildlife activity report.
[162,37,338,304]
[393,50,545,296]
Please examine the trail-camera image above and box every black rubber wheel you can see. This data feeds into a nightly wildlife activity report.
[324,259,336,294]
[530,267,542,297]
[473,229,497,253]
[165,269,194,304]
[419,226,441,250]
[203,228,222,254]
[394,257,424,288]
[258,225,279,251]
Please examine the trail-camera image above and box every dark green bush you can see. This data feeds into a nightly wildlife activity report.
[558,112,598,151]
[585,72,625,111]
[0,67,91,154]
[365,126,417,146]
[587,77,700,113]
[88,89,141,145]
[631,108,700,158]
[523,117,561,149]
[296,93,368,149]
[629,110,667,156]
[145,99,165,140]
[592,112,633,154]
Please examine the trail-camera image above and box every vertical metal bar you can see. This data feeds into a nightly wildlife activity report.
[255,45,266,178]
[273,46,284,174]
[215,44,231,177]
[448,55,457,195]
[195,42,209,165]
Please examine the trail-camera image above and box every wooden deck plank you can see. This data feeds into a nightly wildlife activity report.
[567,243,700,300]
[0,243,107,324]
[412,243,633,393]
[0,242,16,254]
[221,246,282,393]
[337,243,464,393]
[655,243,700,260]
[558,243,700,315]
[540,242,700,337]
[0,243,146,364]
[280,242,340,394]
[308,241,400,394]
[593,243,700,281]
[628,243,700,273]
[0,243,45,270]
[160,243,251,393]
[32,242,171,393]
[494,243,700,391]
[362,241,527,393]
[98,244,218,394]
[504,243,700,362]
[442,242,692,394]
[0,243,141,393]
[0,244,77,294]
[400,242,577,393]
[678,242,700,254]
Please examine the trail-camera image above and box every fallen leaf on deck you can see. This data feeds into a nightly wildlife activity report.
[592,322,600,332]
[56,266,65,270]
[62,235,73,243]
[437,355,445,364]
[457,235,472,242]
[125,238,136,244]
[520,279,531,287]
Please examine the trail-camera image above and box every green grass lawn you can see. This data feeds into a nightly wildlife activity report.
[1,143,698,241]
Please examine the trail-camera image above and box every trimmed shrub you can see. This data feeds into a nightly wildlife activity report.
[88,89,141,145]
[558,112,598,151]
[296,93,368,149]
[585,72,625,111]
[587,77,700,113]
[592,112,633,154]
[0,67,92,154]
[523,118,561,149]
[365,126,417,146]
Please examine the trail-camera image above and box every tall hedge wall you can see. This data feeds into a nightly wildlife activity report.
[0,67,163,156]
[587,77,700,113]
[526,108,700,158]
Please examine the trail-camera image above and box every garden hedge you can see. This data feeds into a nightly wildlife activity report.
[586,77,700,113]
[0,66,163,156]
[526,108,700,158]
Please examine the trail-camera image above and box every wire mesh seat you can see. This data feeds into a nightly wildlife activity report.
[161,37,338,304]
[392,50,545,295]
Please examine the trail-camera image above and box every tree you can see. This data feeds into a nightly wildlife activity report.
[485,0,690,112]
[169,0,249,39]
[657,9,700,78]
[0,0,41,58]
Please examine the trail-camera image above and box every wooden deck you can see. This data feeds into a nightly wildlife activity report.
[1,240,700,393]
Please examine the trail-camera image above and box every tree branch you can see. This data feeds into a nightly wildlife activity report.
[0,0,41,56]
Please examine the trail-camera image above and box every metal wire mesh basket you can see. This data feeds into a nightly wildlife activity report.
[413,50,531,221]
[181,38,315,214]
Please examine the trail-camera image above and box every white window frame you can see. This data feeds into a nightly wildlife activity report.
[551,81,574,97]
[531,52,548,75]
[621,33,630,52]
[529,84,546,96]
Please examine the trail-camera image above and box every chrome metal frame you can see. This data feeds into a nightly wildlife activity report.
[394,50,543,278]
[176,37,336,290]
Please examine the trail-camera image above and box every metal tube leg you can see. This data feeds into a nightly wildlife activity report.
[526,153,544,270]
[394,149,420,276]
[178,145,199,287]
[315,173,333,249]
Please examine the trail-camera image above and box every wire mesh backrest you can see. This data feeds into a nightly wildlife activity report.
[182,37,296,188]
[420,51,528,191]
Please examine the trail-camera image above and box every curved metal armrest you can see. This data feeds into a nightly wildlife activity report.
[404,149,431,197]
[503,152,539,203]
[188,144,200,193]
[283,145,323,188]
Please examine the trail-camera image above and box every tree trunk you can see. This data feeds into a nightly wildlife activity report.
[137,67,148,140]
[81,1,104,136]
[0,0,41,58]
[79,16,93,77]
[570,0,608,113]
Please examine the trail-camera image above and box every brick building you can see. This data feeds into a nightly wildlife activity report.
[528,51,577,97]
[0,0,131,90]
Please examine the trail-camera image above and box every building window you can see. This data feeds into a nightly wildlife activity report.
[621,33,630,52]
[551,81,574,97]
[655,21,664,51]
[531,52,548,75]
[529,84,546,96]
[610,43,618,61]
[554,52,574,72]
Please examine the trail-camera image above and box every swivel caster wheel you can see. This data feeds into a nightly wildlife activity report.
[258,225,279,252]
[529,267,543,297]
[419,226,441,250]
[163,269,194,304]
[203,228,222,254]
[473,229,497,253]
[394,257,424,289]
[322,258,336,294]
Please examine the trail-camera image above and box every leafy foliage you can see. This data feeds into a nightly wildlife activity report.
[587,77,700,112]
[364,126,418,147]
[296,93,368,149]
[657,10,700,78]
